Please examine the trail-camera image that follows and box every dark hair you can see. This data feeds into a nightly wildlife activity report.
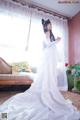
[42,19,56,42]
[41,19,51,33]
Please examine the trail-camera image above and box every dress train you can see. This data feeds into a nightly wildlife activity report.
[0,41,80,120]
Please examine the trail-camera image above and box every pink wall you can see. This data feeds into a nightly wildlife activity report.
[68,12,80,65]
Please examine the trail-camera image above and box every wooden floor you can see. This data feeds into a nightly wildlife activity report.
[62,91,80,110]
[0,91,80,110]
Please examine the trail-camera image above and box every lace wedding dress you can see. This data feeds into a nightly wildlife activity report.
[0,39,80,120]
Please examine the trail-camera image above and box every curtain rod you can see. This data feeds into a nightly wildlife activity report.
[10,0,69,19]
[27,3,69,19]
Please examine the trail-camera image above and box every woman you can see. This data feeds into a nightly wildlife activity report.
[0,19,80,120]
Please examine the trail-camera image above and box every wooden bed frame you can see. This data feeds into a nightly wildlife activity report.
[0,75,33,85]
[0,57,33,85]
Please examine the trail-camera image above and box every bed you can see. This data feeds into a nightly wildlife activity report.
[0,57,33,86]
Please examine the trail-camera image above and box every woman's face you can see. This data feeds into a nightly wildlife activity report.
[47,23,52,31]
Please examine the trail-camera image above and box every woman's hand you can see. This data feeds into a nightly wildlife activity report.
[56,37,61,42]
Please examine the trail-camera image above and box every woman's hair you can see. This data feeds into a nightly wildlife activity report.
[41,19,51,33]
[41,19,56,42]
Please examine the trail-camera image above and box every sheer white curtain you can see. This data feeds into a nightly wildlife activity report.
[0,0,31,63]
[52,17,69,91]
[28,10,68,91]
[27,11,45,67]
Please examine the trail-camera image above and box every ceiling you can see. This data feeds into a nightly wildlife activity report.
[30,0,80,17]
[5,0,80,17]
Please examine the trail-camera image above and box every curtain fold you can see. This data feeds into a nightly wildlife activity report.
[0,0,31,62]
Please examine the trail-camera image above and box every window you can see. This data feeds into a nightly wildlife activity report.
[0,7,30,63]
[0,2,68,67]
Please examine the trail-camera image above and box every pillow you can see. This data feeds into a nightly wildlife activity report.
[0,57,12,74]
[11,62,32,73]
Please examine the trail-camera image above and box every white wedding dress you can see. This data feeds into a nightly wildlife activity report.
[0,38,80,120]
